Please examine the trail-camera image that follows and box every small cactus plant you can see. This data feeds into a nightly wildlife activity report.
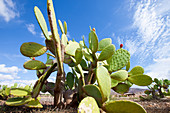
[5,0,153,112]
[144,78,170,99]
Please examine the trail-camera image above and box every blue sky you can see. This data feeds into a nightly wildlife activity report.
[0,0,169,87]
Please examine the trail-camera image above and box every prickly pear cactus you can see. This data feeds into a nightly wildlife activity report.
[104,100,147,113]
[78,97,100,113]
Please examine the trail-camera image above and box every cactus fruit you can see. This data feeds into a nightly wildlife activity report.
[104,100,146,113]
[107,48,130,72]
[83,84,102,107]
[20,42,47,57]
[98,44,115,61]
[92,28,95,32]
[78,97,100,113]
[112,83,129,94]
[128,75,152,86]
[96,66,111,102]
[6,97,32,106]
[34,6,50,40]
[110,70,128,81]
[120,44,123,48]
[10,88,31,96]
[98,38,112,51]
[23,60,47,70]
[89,30,98,53]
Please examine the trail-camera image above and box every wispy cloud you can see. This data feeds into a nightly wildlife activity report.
[0,0,19,22]
[0,64,27,80]
[26,24,36,35]
[127,0,170,79]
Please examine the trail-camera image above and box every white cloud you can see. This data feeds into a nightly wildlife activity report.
[26,24,36,35]
[145,58,170,80]
[0,64,20,75]
[0,79,36,87]
[40,31,52,38]
[0,64,27,80]
[0,0,19,22]
[0,74,13,80]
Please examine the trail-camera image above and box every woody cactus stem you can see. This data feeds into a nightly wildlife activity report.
[47,0,65,106]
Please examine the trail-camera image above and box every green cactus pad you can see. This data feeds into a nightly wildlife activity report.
[111,79,119,88]
[23,60,46,70]
[83,84,102,107]
[75,48,83,65]
[5,88,10,96]
[82,48,93,62]
[96,66,111,102]
[10,88,31,96]
[65,41,80,56]
[110,70,128,81]
[128,74,152,86]
[20,42,47,57]
[61,34,68,46]
[6,97,32,106]
[129,66,144,76]
[126,61,130,71]
[112,83,129,94]
[66,72,75,89]
[89,30,98,53]
[80,59,88,71]
[45,39,55,55]
[25,98,43,108]
[98,44,115,61]
[34,6,50,40]
[78,97,100,113]
[64,21,67,35]
[98,38,112,51]
[124,80,133,87]
[64,54,73,64]
[107,48,130,72]
[104,100,146,113]
[58,20,64,34]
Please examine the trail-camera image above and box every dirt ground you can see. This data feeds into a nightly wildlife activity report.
[0,96,169,113]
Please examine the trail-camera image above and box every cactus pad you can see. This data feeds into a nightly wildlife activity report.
[111,70,128,81]
[34,6,50,40]
[45,39,56,55]
[126,61,130,71]
[78,97,100,113]
[83,84,102,107]
[58,20,64,34]
[96,66,111,102]
[129,66,144,76]
[111,79,119,88]
[107,48,130,72]
[25,98,43,108]
[66,72,75,89]
[98,44,115,61]
[65,41,80,56]
[23,60,46,70]
[20,42,47,57]
[10,88,31,96]
[64,21,67,35]
[6,97,32,106]
[112,83,129,94]
[89,30,98,53]
[128,75,152,86]
[75,48,83,65]
[61,34,68,46]
[82,48,93,62]
[98,38,112,51]
[104,100,146,113]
